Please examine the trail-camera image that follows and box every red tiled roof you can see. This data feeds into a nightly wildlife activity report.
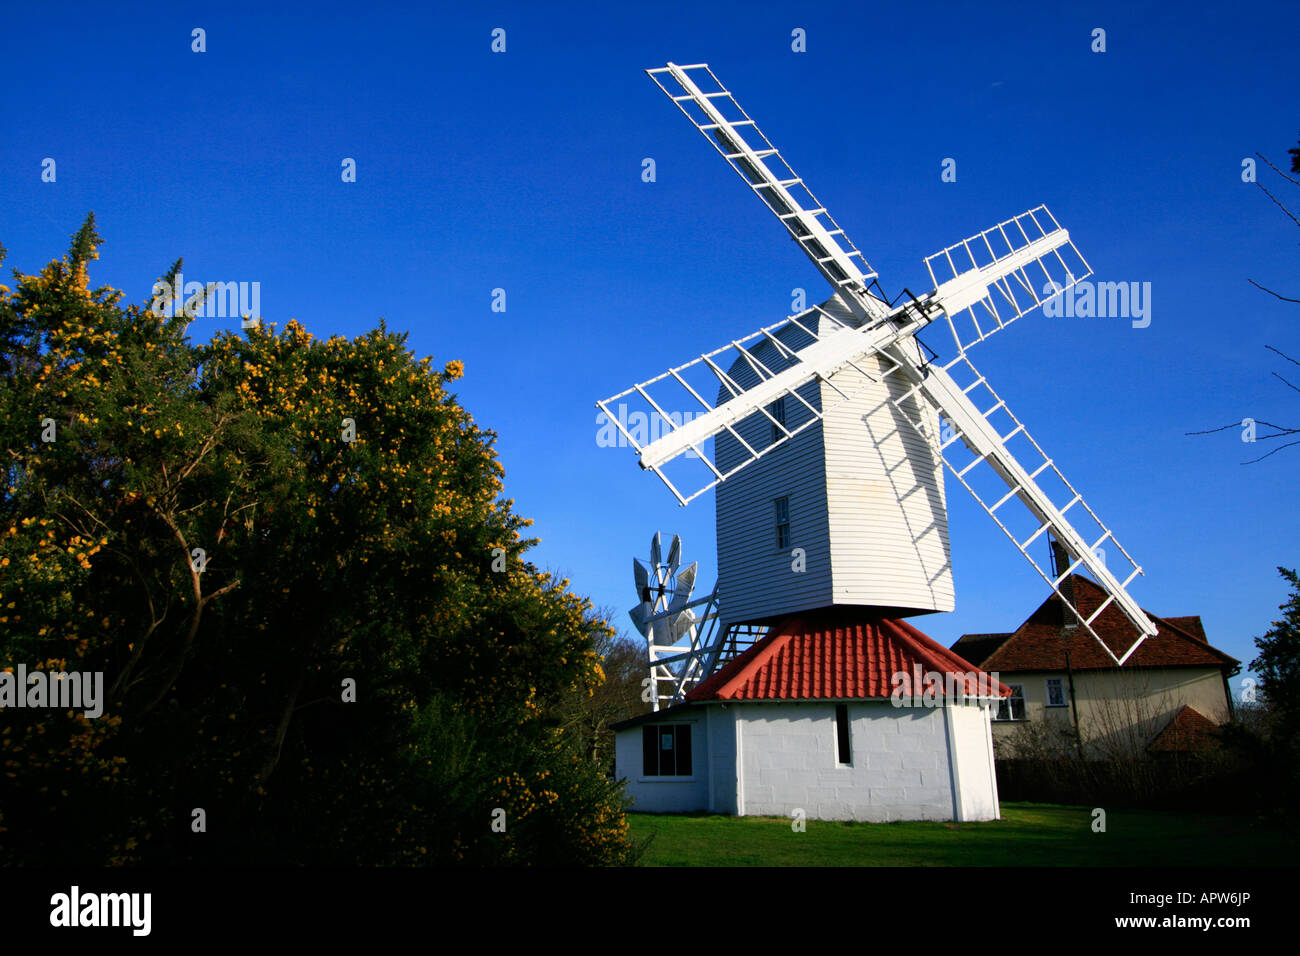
[686,605,1011,702]
[1147,706,1222,752]
[954,575,1238,673]
[1164,616,1207,642]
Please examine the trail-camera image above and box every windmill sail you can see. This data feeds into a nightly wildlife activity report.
[884,348,1158,661]
[596,295,934,503]
[647,63,888,316]
[924,207,1092,359]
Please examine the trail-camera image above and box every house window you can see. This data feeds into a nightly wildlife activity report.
[642,724,692,776]
[834,703,852,765]
[774,496,791,548]
[1045,678,1068,708]
[992,683,1026,721]
[768,396,787,445]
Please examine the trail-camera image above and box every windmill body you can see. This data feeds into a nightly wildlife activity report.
[715,299,953,626]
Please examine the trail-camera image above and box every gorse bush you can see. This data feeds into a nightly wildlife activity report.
[0,216,634,865]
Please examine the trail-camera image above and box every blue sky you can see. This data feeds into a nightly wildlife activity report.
[3,1,1296,690]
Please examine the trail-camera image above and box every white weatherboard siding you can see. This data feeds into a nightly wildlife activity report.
[822,336,954,613]
[735,701,957,822]
[714,304,952,624]
[715,319,833,625]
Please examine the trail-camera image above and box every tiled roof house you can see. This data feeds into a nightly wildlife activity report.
[950,575,1238,758]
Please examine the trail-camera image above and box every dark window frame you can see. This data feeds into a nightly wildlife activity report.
[992,683,1027,721]
[775,495,791,549]
[641,723,694,777]
[768,396,787,445]
[834,703,852,765]
[1045,677,1068,708]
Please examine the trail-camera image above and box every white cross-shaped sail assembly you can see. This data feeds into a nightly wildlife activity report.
[598,62,1158,665]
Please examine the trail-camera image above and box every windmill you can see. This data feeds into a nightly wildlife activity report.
[597,62,1158,690]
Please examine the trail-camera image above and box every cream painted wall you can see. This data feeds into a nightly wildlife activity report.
[990,667,1230,757]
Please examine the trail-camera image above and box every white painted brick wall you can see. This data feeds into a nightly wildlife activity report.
[948,702,1000,821]
[736,701,961,822]
[617,700,1000,822]
[900,751,940,770]
[615,716,709,813]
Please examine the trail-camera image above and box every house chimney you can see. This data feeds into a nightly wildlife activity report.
[1049,537,1078,628]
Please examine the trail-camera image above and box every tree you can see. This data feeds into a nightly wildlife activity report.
[1188,133,1299,460]
[556,608,653,772]
[1250,567,1300,730]
[1211,566,1300,816]
[0,216,633,865]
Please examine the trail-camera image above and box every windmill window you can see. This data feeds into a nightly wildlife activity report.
[642,724,693,776]
[774,496,791,548]
[768,396,787,445]
[992,683,1026,721]
[1045,678,1068,708]
[834,704,852,765]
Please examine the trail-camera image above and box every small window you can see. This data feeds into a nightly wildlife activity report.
[992,683,1026,721]
[835,703,852,765]
[642,724,693,776]
[1045,678,1068,708]
[774,496,791,549]
[768,397,787,445]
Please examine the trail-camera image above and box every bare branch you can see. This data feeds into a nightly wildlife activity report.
[58,492,114,536]
[1253,180,1300,229]
[49,506,93,543]
[108,551,169,700]
[138,512,239,715]
[1266,345,1300,367]
[217,487,237,543]
[1253,425,1300,441]
[1244,438,1300,463]
[1186,422,1242,436]
[1248,279,1300,303]
[1257,151,1300,188]
[199,579,240,607]
[1273,371,1300,395]
[178,416,227,483]
[1252,419,1298,434]
[165,516,202,605]
[259,670,306,784]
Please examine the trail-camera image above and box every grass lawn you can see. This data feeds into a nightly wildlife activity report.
[628,803,1299,866]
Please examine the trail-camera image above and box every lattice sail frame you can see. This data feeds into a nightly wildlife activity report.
[646,63,883,298]
[600,62,1159,666]
[596,298,900,505]
[924,206,1092,360]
